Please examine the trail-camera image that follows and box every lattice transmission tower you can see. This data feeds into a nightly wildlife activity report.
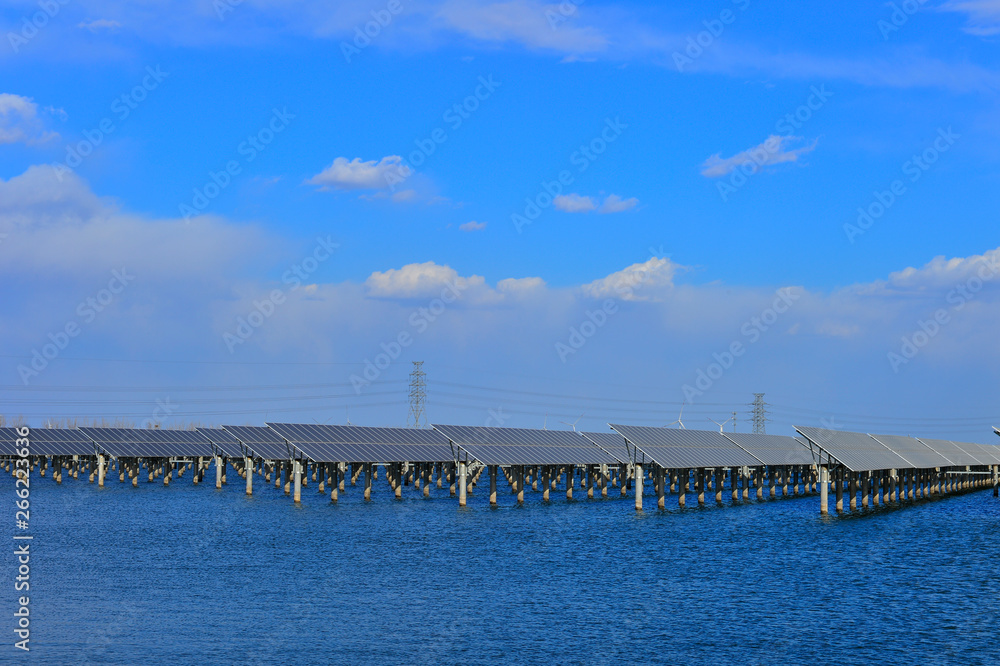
[407,361,427,428]
[749,393,770,434]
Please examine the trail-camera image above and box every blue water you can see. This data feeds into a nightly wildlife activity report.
[3,471,999,664]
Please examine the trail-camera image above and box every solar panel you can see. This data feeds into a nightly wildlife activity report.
[0,427,96,456]
[266,423,454,463]
[721,432,814,466]
[967,442,1000,465]
[197,428,244,458]
[793,426,912,472]
[949,440,993,465]
[869,434,953,469]
[432,424,617,466]
[78,427,214,458]
[221,426,291,460]
[608,425,762,469]
[915,438,983,466]
[579,431,630,464]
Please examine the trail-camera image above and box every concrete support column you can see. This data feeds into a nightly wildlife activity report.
[215,456,223,489]
[835,468,844,513]
[293,459,302,504]
[364,462,372,501]
[97,455,106,488]
[586,464,594,499]
[423,463,431,498]
[697,468,706,506]
[620,466,628,497]
[820,466,829,515]
[656,466,666,510]
[542,466,550,502]
[742,467,750,501]
[768,466,776,498]
[331,464,339,503]
[678,468,686,508]
[755,468,764,500]
[517,465,525,505]
[458,461,468,507]
[714,468,722,505]
[634,463,643,511]
[731,468,738,502]
[601,464,609,497]
[488,465,498,506]
[245,457,253,496]
[566,465,574,500]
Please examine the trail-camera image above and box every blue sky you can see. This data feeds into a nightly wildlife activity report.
[1,0,999,440]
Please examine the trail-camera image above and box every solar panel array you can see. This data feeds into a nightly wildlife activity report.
[794,427,912,472]
[609,425,762,468]
[433,425,617,465]
[221,425,290,460]
[79,427,214,458]
[579,431,630,464]
[869,434,954,469]
[266,423,453,463]
[915,438,984,466]
[197,428,245,458]
[977,443,1000,464]
[0,427,95,456]
[721,432,814,466]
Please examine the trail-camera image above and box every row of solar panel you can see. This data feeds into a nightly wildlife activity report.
[0,423,997,470]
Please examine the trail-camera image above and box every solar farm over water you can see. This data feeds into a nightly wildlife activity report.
[5,0,1000,663]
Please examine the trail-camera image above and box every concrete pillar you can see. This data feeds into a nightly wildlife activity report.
[678,468,686,508]
[848,472,857,511]
[485,465,497,506]
[517,466,525,505]
[331,463,339,503]
[245,457,253,496]
[697,468,705,506]
[742,467,750,501]
[97,455,106,488]
[731,468,738,502]
[620,465,628,497]
[634,463,643,511]
[656,466,666,510]
[586,464,594,499]
[293,459,302,503]
[393,463,402,499]
[820,466,829,515]
[423,463,431,498]
[755,468,764,500]
[835,468,844,513]
[566,465,574,500]
[601,464,609,497]
[364,463,372,501]
[458,461,468,507]
[768,466,776,498]
[215,456,223,489]
[782,466,789,497]
[714,468,722,505]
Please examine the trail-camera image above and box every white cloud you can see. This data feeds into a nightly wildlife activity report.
[554,193,596,213]
[941,0,1000,35]
[598,194,638,214]
[701,135,816,178]
[581,257,682,301]
[0,94,58,145]
[555,193,638,214]
[78,19,122,32]
[364,261,486,299]
[306,156,407,191]
[459,220,487,231]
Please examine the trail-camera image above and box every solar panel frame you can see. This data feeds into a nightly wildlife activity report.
[609,425,762,469]
[0,428,24,456]
[721,432,815,466]
[266,423,455,463]
[948,440,992,465]
[967,442,1000,465]
[868,433,953,469]
[0,428,95,456]
[432,424,617,466]
[77,427,214,458]
[793,426,912,472]
[915,438,983,466]
[221,425,291,460]
[579,431,630,464]
[196,428,245,458]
